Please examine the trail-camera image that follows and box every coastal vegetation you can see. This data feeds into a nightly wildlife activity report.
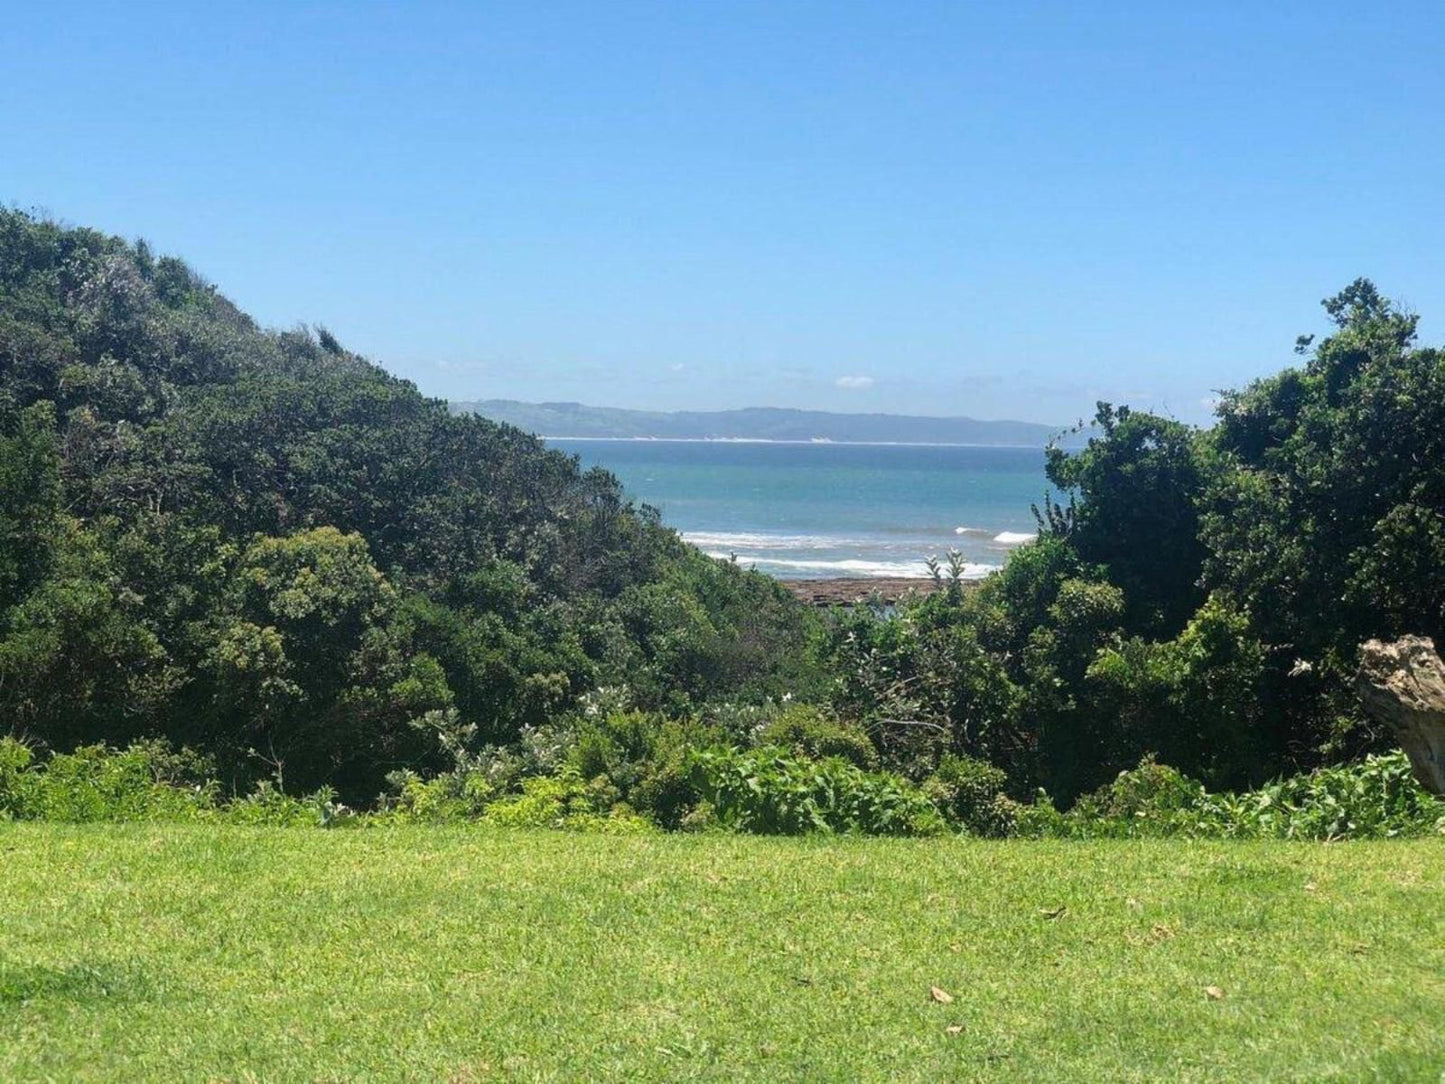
[3,210,1445,837]
[4,211,1444,1080]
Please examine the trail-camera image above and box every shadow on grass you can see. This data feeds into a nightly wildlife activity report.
[0,957,155,1006]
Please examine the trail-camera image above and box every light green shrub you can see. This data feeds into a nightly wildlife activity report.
[3,741,214,822]
[1027,751,1445,840]
[690,746,944,836]
[480,772,653,833]
[1194,752,1445,840]
[568,710,714,828]
[219,782,355,828]
[757,703,878,770]
[381,769,496,822]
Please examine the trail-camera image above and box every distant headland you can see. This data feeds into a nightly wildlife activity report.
[450,399,1081,447]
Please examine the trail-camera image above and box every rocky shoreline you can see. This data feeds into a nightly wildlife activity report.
[780,577,944,606]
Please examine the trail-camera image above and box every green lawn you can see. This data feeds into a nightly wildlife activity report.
[1,826,1441,1082]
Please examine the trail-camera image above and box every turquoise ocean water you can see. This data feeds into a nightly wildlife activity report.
[549,439,1051,580]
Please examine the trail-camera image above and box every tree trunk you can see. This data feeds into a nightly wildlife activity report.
[1355,636,1445,797]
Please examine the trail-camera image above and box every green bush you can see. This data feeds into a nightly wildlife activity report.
[1195,752,1445,840]
[757,703,878,770]
[1068,756,1208,833]
[381,769,496,823]
[0,740,215,822]
[923,754,1017,836]
[0,737,34,818]
[480,771,653,833]
[568,710,714,828]
[1030,751,1445,840]
[219,782,357,828]
[690,746,945,836]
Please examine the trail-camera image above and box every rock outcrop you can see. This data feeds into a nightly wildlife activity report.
[1356,636,1445,796]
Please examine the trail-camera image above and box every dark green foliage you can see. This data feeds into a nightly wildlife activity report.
[0,209,820,801]
[821,578,1023,779]
[1086,595,1267,790]
[756,703,877,769]
[1046,403,1210,638]
[569,709,714,828]
[821,534,1131,801]
[826,281,1445,799]
[922,753,1017,836]
[0,400,61,610]
[1204,279,1445,758]
[6,203,1443,823]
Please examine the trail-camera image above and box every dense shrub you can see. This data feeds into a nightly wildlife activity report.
[1069,756,1206,827]
[3,734,1439,840]
[1027,752,1444,840]
[756,703,878,770]
[1195,753,1445,840]
[480,771,654,833]
[0,737,36,818]
[689,746,945,836]
[219,782,356,828]
[0,739,214,822]
[922,754,1017,836]
[567,709,715,828]
[380,769,497,823]
[0,210,823,802]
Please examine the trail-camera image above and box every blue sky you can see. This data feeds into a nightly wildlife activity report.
[3,2,1441,426]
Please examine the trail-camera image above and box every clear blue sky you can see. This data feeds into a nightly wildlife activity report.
[4,2,1441,426]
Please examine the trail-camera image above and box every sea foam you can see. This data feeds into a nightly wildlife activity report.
[683,531,868,551]
[704,552,999,579]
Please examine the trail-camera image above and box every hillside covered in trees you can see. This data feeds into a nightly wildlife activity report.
[0,210,815,802]
[3,210,1443,833]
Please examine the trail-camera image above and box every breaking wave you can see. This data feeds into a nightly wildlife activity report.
[682,531,867,551]
[702,552,1000,580]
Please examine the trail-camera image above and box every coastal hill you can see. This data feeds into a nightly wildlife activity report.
[451,399,1079,446]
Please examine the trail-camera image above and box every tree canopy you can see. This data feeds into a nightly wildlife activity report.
[0,209,816,800]
[3,209,1439,812]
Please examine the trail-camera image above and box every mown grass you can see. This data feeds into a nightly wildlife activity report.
[1,825,1441,1082]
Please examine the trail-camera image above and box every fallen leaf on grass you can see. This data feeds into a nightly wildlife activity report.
[1304,881,1317,892]
[1039,906,1068,920]
[1205,985,1225,1000]
[945,1025,964,1036]
[930,986,954,1004]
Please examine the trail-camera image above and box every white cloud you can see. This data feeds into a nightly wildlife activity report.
[670,363,686,372]
[835,374,875,390]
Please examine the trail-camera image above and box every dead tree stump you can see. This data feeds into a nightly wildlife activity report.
[1356,636,1445,797]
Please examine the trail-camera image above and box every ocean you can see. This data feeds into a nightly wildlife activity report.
[549,439,1051,580]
